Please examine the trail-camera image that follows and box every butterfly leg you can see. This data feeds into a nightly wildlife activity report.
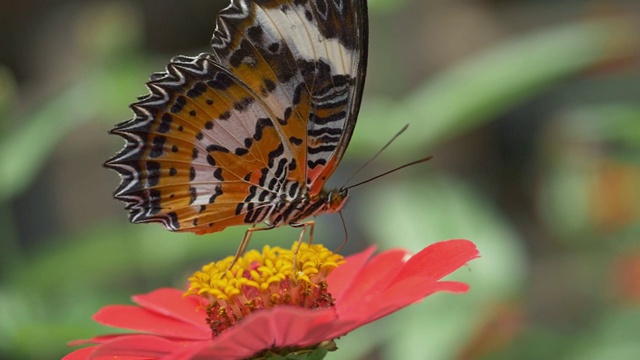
[228,224,275,271]
[290,221,315,272]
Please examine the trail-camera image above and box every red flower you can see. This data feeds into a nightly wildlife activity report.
[65,239,479,360]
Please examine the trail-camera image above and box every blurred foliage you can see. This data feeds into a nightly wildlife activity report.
[1,0,639,359]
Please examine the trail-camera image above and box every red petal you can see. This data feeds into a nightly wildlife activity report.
[64,337,177,360]
[68,334,128,346]
[62,346,96,360]
[427,280,470,294]
[160,343,213,360]
[335,249,409,314]
[328,241,479,338]
[89,335,190,359]
[194,306,338,359]
[326,279,472,340]
[132,288,207,329]
[363,279,470,321]
[327,247,376,300]
[93,305,209,340]
[393,239,479,284]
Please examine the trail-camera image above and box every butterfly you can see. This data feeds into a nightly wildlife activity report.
[105,0,368,250]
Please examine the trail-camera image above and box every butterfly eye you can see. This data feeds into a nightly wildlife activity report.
[328,190,348,212]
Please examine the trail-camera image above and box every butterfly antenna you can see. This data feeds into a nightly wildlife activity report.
[342,124,409,188]
[344,155,433,190]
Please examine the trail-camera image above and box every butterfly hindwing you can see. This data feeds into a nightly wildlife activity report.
[106,55,297,233]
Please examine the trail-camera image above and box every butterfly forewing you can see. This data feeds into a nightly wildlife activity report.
[211,0,368,194]
[106,0,368,234]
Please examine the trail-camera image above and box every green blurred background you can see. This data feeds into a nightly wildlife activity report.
[1,0,639,359]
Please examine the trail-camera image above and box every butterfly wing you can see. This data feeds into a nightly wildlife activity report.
[210,0,369,195]
[105,55,298,234]
[106,0,368,234]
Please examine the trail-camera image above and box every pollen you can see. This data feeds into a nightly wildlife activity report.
[186,242,345,336]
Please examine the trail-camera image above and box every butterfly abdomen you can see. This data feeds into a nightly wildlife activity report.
[267,187,349,227]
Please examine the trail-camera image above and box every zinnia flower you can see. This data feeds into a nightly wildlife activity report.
[65,239,479,360]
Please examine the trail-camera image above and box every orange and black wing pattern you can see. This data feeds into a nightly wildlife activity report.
[211,0,368,195]
[105,0,368,234]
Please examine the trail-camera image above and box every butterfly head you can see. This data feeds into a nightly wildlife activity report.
[324,188,349,214]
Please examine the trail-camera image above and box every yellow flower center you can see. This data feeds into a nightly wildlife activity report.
[186,242,345,336]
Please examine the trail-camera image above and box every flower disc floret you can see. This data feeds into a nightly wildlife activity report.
[187,242,345,336]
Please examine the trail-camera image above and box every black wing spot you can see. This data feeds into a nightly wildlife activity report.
[258,167,269,186]
[267,144,285,167]
[158,113,172,133]
[228,39,256,68]
[264,79,276,93]
[207,155,216,166]
[284,107,292,122]
[170,96,187,113]
[235,202,244,216]
[308,159,327,169]
[186,82,207,98]
[149,136,166,158]
[247,25,264,42]
[268,42,280,53]
[207,72,234,90]
[289,181,300,198]
[308,144,336,155]
[213,168,224,181]
[234,97,254,112]
[207,144,230,153]
[209,186,223,202]
[146,161,161,187]
[289,136,303,146]
[274,158,288,179]
[253,118,273,141]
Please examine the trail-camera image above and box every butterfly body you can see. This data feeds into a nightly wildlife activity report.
[106,0,367,238]
[265,187,349,228]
